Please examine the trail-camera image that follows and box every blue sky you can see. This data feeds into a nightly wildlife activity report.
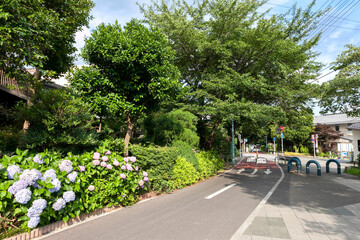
[74,0,360,114]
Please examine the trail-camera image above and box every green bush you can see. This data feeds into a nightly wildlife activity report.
[129,144,178,193]
[172,140,198,170]
[0,148,148,236]
[300,145,309,154]
[0,127,20,154]
[171,157,198,189]
[197,151,224,179]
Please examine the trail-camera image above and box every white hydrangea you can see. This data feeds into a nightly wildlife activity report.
[19,169,42,186]
[49,178,61,193]
[67,171,77,183]
[6,165,21,179]
[63,191,75,203]
[33,154,45,164]
[59,160,73,174]
[42,169,57,181]
[52,198,66,211]
[15,189,32,204]
[27,217,40,228]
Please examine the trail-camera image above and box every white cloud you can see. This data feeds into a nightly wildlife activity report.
[330,30,342,39]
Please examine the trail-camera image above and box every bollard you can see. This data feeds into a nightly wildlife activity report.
[306,160,321,176]
[326,159,341,174]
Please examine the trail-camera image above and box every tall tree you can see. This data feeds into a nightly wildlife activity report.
[0,0,94,85]
[319,45,360,116]
[70,19,180,155]
[140,0,323,150]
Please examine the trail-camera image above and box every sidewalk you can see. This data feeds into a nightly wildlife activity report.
[234,167,360,240]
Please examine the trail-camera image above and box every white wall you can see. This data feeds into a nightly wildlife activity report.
[352,129,360,160]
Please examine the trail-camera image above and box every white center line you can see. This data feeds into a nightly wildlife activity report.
[205,183,237,200]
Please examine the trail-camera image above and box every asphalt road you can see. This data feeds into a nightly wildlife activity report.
[40,163,282,240]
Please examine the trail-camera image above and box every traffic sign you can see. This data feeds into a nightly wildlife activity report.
[244,138,248,142]
[311,134,315,143]
[281,132,284,139]
[280,126,284,131]
[273,137,276,141]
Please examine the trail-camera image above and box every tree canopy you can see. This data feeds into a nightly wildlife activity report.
[69,19,181,154]
[319,44,360,117]
[140,0,323,149]
[0,0,94,84]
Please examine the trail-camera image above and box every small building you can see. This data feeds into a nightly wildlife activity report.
[314,114,360,155]
[347,123,360,161]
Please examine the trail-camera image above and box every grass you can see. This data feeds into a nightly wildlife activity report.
[344,167,360,177]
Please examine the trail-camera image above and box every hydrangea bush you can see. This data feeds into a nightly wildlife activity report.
[0,148,148,233]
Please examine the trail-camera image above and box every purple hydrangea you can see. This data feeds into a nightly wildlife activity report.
[104,150,111,155]
[78,165,85,172]
[93,152,101,160]
[15,189,32,204]
[7,165,21,179]
[27,206,43,218]
[144,177,149,182]
[106,164,113,170]
[88,185,95,191]
[0,163,3,170]
[33,154,45,164]
[143,172,148,177]
[113,159,119,167]
[49,179,61,193]
[63,191,75,203]
[52,198,66,211]
[27,217,40,229]
[120,174,126,179]
[92,160,100,166]
[8,180,28,195]
[121,194,126,198]
[123,157,129,163]
[138,180,144,187]
[42,169,57,181]
[100,162,107,167]
[125,163,133,171]
[129,156,136,163]
[121,165,126,170]
[59,160,73,174]
[102,156,109,162]
[32,199,47,210]
[67,171,77,183]
[20,169,42,186]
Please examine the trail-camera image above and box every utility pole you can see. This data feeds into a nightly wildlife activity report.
[231,118,235,164]
[238,134,242,158]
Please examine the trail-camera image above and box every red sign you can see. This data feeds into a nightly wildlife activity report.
[311,134,315,143]
[280,126,284,132]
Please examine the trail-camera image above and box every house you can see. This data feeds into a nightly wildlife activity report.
[313,114,360,155]
[347,123,360,161]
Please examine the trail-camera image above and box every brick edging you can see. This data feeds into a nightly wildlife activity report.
[5,206,119,240]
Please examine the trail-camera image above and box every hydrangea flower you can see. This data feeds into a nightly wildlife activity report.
[27,217,40,229]
[135,166,139,171]
[33,154,45,164]
[106,164,113,170]
[93,152,101,160]
[20,169,42,186]
[27,206,43,218]
[102,156,109,162]
[121,194,126,198]
[0,163,3,170]
[32,199,47,210]
[123,157,129,163]
[42,169,57,181]
[88,185,95,191]
[113,159,119,167]
[121,165,126,170]
[52,198,66,211]
[15,189,32,204]
[59,160,73,174]
[49,179,61,193]
[78,165,85,172]
[7,165,21,179]
[92,160,100,166]
[67,172,77,183]
[63,191,75,203]
[143,177,149,182]
[100,162,107,167]
[104,150,111,155]
[120,174,126,179]
[129,156,136,163]
[138,180,144,187]
[8,180,28,195]
[143,172,148,177]
[125,163,133,171]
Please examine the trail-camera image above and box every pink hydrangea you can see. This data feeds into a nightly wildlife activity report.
[123,157,129,163]
[143,177,149,182]
[92,160,100,166]
[93,152,101,160]
[138,179,144,187]
[135,166,139,171]
[129,156,136,163]
[88,185,95,191]
[104,150,111,155]
[120,174,126,179]
[126,163,133,171]
[100,162,107,167]
[78,165,85,172]
[106,164,112,170]
[102,156,109,162]
[113,160,119,167]
[121,165,126,170]
[143,172,148,177]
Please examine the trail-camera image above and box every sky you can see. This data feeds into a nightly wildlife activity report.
[73,0,360,115]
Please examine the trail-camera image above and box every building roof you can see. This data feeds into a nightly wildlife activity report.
[314,114,360,125]
[347,123,360,130]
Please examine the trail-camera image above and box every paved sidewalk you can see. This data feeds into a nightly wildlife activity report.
[234,168,360,240]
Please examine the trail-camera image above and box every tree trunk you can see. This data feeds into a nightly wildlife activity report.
[124,114,135,157]
[205,118,222,150]
[97,117,102,133]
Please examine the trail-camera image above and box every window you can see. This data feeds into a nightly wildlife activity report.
[348,123,352,131]
[335,125,339,131]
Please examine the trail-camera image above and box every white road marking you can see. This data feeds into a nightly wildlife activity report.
[237,169,245,174]
[264,169,272,175]
[205,183,237,200]
[230,163,284,240]
[250,169,258,175]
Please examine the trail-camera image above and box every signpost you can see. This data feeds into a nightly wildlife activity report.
[273,137,276,155]
[311,134,315,157]
[231,119,235,164]
[238,134,242,158]
[244,138,248,153]
[280,126,284,155]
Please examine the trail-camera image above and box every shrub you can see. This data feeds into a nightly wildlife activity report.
[171,157,198,189]
[197,151,224,179]
[172,140,198,170]
[300,145,309,154]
